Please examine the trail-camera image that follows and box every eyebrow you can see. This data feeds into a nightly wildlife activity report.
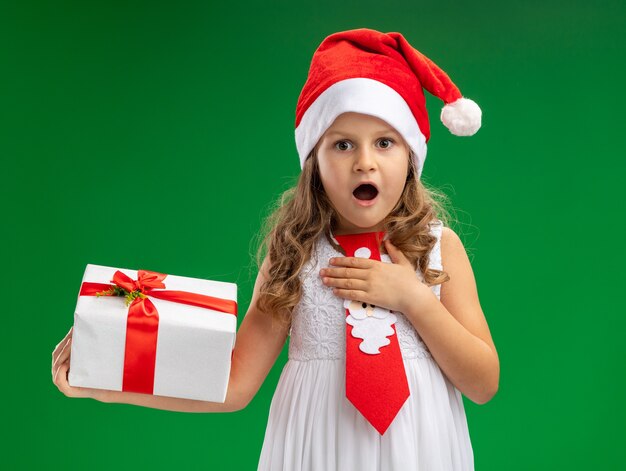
[325,128,399,138]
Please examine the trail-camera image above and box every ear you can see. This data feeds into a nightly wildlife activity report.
[384,240,411,266]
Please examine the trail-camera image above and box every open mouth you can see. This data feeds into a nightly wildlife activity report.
[353,183,379,201]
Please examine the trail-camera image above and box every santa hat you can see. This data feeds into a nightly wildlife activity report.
[294,28,481,178]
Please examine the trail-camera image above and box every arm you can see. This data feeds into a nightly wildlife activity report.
[52,257,290,413]
[404,227,500,405]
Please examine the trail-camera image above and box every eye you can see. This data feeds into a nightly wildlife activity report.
[333,140,353,151]
[377,137,395,149]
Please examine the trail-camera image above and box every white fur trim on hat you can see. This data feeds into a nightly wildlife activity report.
[295,78,428,178]
[440,97,482,136]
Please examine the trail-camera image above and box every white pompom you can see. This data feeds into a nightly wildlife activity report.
[440,97,482,136]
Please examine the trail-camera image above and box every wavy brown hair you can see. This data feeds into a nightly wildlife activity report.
[254,146,453,329]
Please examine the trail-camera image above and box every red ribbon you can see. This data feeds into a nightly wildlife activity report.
[79,269,237,395]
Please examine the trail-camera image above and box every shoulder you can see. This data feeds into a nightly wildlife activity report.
[440,226,465,261]
[427,221,465,268]
[438,226,474,304]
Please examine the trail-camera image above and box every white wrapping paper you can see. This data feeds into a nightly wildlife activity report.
[68,264,237,402]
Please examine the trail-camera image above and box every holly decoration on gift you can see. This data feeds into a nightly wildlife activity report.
[95,286,146,306]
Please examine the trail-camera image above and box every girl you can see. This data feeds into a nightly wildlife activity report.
[52,28,499,470]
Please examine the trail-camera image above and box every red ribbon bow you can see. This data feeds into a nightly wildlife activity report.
[112,269,167,293]
[79,269,237,394]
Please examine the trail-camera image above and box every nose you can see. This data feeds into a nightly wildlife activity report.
[353,146,377,173]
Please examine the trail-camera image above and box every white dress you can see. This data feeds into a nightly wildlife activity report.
[257,220,474,470]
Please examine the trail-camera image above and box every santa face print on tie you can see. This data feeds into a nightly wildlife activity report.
[344,245,398,355]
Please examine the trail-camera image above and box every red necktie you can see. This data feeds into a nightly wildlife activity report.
[333,231,410,435]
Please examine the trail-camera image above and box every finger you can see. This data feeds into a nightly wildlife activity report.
[54,361,74,396]
[53,359,69,387]
[329,257,373,269]
[52,335,74,383]
[55,362,93,399]
[331,287,369,303]
[52,332,71,360]
[385,240,410,265]
[322,266,369,280]
[54,360,77,395]
[52,336,69,373]
[52,334,72,370]
[323,276,368,292]
[53,336,72,373]
[52,327,73,363]
[52,333,67,359]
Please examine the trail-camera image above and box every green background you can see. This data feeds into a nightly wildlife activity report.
[2,0,625,469]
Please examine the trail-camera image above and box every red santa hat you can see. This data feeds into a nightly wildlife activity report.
[294,28,481,178]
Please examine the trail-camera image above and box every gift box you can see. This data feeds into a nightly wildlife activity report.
[68,264,237,402]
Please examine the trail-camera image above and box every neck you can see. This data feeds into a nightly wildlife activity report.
[328,227,388,245]
[329,218,387,236]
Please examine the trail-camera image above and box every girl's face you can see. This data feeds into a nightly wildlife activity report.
[316,112,410,236]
